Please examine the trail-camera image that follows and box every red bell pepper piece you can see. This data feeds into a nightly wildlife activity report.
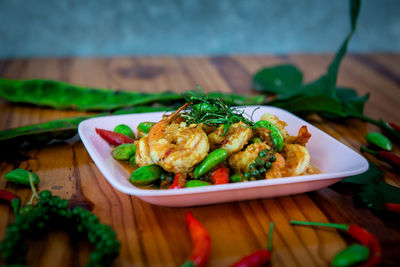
[291,220,381,267]
[95,128,134,145]
[181,211,211,267]
[211,166,229,185]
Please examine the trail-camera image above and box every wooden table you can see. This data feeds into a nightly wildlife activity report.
[0,54,399,266]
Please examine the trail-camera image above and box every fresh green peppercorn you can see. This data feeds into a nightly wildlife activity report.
[259,167,267,173]
[255,158,264,167]
[243,172,251,179]
[249,163,256,170]
[258,150,267,158]
[266,162,272,168]
[113,124,135,139]
[269,155,276,162]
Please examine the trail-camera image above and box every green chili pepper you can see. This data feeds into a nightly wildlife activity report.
[111,144,137,160]
[129,165,164,186]
[365,132,393,151]
[185,180,211,188]
[113,124,135,139]
[194,149,228,179]
[137,122,156,135]
[332,244,370,267]
[229,174,243,183]
[253,120,284,152]
[4,169,40,186]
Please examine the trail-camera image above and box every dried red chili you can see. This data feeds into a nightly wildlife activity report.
[95,128,134,145]
[383,203,400,213]
[231,222,274,267]
[388,122,400,133]
[0,189,21,215]
[361,146,400,169]
[290,220,381,267]
[181,211,211,267]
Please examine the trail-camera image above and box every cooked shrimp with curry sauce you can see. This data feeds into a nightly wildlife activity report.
[102,92,318,189]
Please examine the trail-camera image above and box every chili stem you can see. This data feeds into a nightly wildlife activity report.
[268,221,274,251]
[290,220,349,231]
[29,172,40,200]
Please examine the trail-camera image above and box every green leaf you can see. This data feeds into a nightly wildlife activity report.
[359,182,400,210]
[340,161,382,185]
[252,65,303,95]
[271,94,345,116]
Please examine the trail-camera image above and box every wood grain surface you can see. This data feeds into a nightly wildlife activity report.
[0,54,399,267]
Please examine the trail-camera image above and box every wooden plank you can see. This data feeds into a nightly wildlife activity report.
[0,55,399,267]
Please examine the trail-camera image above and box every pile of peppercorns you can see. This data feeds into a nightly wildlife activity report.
[244,149,277,180]
[0,190,120,266]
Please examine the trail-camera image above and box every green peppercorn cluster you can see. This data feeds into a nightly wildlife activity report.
[0,190,120,266]
[243,149,277,180]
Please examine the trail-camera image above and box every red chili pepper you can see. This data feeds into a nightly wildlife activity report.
[181,211,211,267]
[361,147,400,169]
[211,166,229,185]
[95,128,134,145]
[170,173,186,189]
[0,189,21,215]
[383,202,400,213]
[231,250,270,267]
[388,122,400,133]
[231,222,274,267]
[290,220,381,267]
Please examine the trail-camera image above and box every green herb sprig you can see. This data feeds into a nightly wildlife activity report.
[181,86,255,135]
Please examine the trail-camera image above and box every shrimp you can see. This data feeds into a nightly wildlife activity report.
[265,153,286,179]
[208,121,253,155]
[228,143,270,174]
[147,104,210,173]
[135,136,154,167]
[281,144,310,176]
[286,125,311,146]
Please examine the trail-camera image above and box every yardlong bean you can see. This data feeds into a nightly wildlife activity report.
[0,78,264,111]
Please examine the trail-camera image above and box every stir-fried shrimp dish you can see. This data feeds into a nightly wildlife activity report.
[99,92,318,189]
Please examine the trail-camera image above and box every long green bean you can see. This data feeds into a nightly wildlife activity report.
[0,78,264,111]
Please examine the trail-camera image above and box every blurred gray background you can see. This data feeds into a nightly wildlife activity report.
[0,0,399,58]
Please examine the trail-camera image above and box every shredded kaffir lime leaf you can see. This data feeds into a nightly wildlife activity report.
[181,86,255,135]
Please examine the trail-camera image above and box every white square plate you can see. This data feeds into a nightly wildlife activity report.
[78,106,368,207]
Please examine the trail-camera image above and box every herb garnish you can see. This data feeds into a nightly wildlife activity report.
[181,86,255,135]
